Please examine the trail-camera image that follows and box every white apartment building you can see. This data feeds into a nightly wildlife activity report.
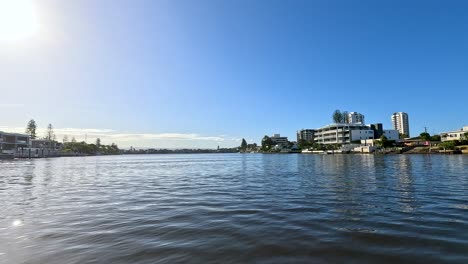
[348,112,365,124]
[314,124,374,145]
[440,126,468,142]
[271,134,289,146]
[391,112,410,137]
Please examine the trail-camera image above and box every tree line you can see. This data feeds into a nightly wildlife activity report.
[25,119,55,140]
[24,119,120,155]
[332,109,350,124]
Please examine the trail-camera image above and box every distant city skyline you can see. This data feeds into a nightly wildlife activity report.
[1,0,467,148]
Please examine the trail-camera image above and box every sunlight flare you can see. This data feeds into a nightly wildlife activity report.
[0,0,40,43]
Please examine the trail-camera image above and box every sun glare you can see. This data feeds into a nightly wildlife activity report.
[0,0,39,43]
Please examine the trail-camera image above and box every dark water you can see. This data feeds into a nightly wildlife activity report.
[1,154,467,264]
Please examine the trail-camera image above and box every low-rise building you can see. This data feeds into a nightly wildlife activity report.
[440,126,468,142]
[383,130,400,141]
[246,143,259,152]
[271,134,289,146]
[0,131,30,154]
[31,139,53,149]
[353,145,376,153]
[361,139,376,146]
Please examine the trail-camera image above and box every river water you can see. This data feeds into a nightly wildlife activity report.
[0,154,467,264]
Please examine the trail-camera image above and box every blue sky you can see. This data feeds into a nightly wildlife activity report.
[1,0,467,148]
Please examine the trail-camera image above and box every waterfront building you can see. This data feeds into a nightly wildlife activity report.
[296,129,315,143]
[360,129,399,144]
[271,134,289,146]
[391,112,410,137]
[370,123,384,138]
[383,130,400,141]
[314,124,374,145]
[31,139,63,150]
[31,139,53,149]
[0,131,30,154]
[440,126,468,142]
[246,143,259,152]
[347,112,365,124]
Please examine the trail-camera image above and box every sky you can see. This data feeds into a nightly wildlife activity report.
[0,0,467,148]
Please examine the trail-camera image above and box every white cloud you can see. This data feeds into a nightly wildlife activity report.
[0,126,235,148]
[103,133,225,142]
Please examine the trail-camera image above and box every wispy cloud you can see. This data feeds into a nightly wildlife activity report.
[103,133,225,142]
[0,127,114,137]
[0,127,234,148]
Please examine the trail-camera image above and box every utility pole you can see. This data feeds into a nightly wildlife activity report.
[424,126,428,133]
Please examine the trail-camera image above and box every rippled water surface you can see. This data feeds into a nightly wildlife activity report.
[1,154,467,264]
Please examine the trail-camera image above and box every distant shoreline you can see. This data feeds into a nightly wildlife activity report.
[4,151,466,161]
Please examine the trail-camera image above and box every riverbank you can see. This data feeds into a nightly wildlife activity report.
[3,149,467,160]
[9,152,121,160]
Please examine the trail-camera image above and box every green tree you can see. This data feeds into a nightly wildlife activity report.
[430,135,441,141]
[420,132,431,141]
[45,123,56,141]
[462,132,468,141]
[71,137,77,143]
[378,135,389,148]
[110,143,119,154]
[240,138,247,152]
[332,110,343,123]
[399,133,408,139]
[261,136,273,151]
[342,111,349,123]
[96,138,101,148]
[62,140,120,155]
[439,141,455,151]
[63,135,69,143]
[25,119,37,139]
[298,139,307,149]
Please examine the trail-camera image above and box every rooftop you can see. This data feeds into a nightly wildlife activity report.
[0,131,30,137]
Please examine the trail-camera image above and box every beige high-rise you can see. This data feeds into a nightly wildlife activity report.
[391,112,410,137]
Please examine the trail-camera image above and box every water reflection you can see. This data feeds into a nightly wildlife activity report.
[12,220,22,227]
[0,154,467,264]
[395,155,417,213]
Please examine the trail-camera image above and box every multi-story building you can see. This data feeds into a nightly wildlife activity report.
[370,123,383,138]
[440,126,468,142]
[348,112,365,124]
[391,112,410,137]
[383,130,400,141]
[0,131,30,154]
[314,124,375,145]
[296,129,315,143]
[370,123,399,141]
[270,134,289,146]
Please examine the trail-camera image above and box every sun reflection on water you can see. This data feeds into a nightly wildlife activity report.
[12,219,23,227]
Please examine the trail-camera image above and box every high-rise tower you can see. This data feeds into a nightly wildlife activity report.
[348,112,365,124]
[391,112,410,137]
